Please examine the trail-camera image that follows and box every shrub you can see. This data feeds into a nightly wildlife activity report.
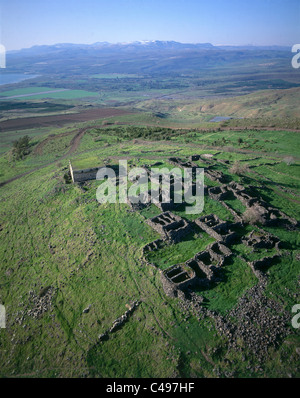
[63,172,72,184]
[12,135,31,160]
[283,156,294,166]
[229,161,249,176]
[242,208,265,225]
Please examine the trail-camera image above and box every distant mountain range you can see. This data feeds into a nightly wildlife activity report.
[7,40,291,55]
[4,40,292,76]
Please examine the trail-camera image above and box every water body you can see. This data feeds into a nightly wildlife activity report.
[0,74,39,86]
[209,116,232,122]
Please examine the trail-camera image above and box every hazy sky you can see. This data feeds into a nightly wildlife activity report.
[0,0,299,50]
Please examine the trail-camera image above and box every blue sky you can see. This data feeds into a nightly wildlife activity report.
[0,0,299,50]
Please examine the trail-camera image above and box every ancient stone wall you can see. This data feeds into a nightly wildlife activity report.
[146,212,192,243]
[242,231,281,249]
[69,163,99,183]
[98,301,140,341]
[205,169,227,183]
[195,214,237,244]
[69,162,121,184]
[208,185,230,201]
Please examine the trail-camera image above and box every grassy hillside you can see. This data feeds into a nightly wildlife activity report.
[0,123,299,378]
[135,87,300,124]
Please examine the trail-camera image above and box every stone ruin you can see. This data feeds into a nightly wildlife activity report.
[208,185,230,201]
[68,154,296,304]
[142,212,239,298]
[98,301,140,342]
[207,181,260,208]
[248,254,281,280]
[127,166,184,213]
[205,169,227,183]
[126,198,149,212]
[63,154,298,361]
[227,181,298,228]
[242,230,281,250]
[195,214,238,245]
[160,241,233,298]
[189,155,201,162]
[243,201,298,228]
[128,154,296,358]
[142,239,164,254]
[168,156,227,185]
[69,162,124,184]
[206,180,299,229]
[161,264,197,298]
[70,165,99,183]
[146,211,192,243]
[229,181,261,208]
[168,157,193,169]
[186,241,232,280]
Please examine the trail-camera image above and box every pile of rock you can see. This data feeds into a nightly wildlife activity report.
[227,282,290,359]
[184,280,290,361]
[27,286,56,319]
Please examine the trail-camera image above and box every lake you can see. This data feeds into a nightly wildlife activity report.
[209,116,232,122]
[0,74,39,86]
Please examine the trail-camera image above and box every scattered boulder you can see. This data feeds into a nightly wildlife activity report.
[83,305,92,314]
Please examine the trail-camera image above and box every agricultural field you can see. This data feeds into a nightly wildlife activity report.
[0,87,100,100]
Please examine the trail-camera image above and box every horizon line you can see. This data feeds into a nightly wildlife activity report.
[5,40,294,53]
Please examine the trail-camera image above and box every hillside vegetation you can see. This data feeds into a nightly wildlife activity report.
[0,123,299,378]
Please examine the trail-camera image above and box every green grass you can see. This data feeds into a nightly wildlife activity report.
[146,230,215,270]
[92,73,141,79]
[174,129,300,158]
[0,87,100,100]
[0,122,299,378]
[198,255,258,314]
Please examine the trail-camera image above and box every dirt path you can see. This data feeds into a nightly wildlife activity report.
[67,128,86,155]
[0,128,87,188]
[34,129,79,156]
